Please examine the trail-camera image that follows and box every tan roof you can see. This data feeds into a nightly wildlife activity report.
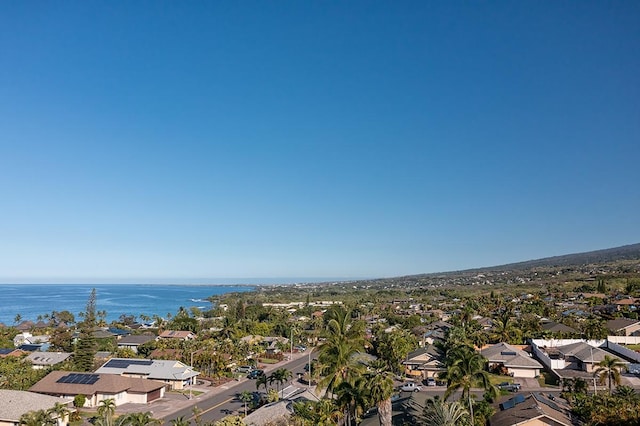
[159,330,195,339]
[490,393,575,426]
[30,371,165,397]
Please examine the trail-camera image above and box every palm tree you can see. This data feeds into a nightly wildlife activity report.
[366,369,395,426]
[19,410,56,426]
[614,385,638,400]
[335,377,368,426]
[594,355,627,393]
[238,391,253,417]
[490,312,521,344]
[123,412,161,426]
[97,399,116,426]
[317,306,367,397]
[444,348,496,425]
[48,402,70,425]
[256,372,269,392]
[421,399,471,426]
[170,416,190,426]
[269,368,292,395]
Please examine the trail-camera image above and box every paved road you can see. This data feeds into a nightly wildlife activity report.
[154,351,313,425]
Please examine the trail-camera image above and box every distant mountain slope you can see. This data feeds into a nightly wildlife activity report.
[478,243,640,272]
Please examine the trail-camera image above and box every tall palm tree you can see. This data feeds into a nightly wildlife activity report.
[444,348,496,425]
[421,399,471,426]
[268,368,292,395]
[594,355,627,393]
[317,306,367,397]
[335,377,368,426]
[366,369,395,426]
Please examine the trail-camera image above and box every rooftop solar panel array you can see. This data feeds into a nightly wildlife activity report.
[56,373,100,385]
[103,359,154,369]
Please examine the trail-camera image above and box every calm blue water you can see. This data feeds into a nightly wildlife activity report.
[0,284,254,325]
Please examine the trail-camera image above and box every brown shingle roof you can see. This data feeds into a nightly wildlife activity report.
[30,371,164,396]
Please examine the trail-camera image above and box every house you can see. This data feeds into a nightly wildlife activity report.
[243,400,293,426]
[541,320,578,335]
[606,318,640,336]
[116,335,156,353]
[30,371,165,407]
[402,346,444,379]
[536,341,628,374]
[158,330,196,340]
[94,357,199,390]
[26,351,72,369]
[13,332,50,347]
[490,393,578,426]
[0,390,74,426]
[0,348,25,358]
[481,342,543,378]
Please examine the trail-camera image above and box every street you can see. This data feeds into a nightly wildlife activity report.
[159,351,312,425]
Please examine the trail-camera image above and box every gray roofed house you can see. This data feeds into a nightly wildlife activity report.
[95,357,199,390]
[541,320,578,335]
[0,390,74,426]
[481,342,543,378]
[116,335,156,353]
[402,345,444,379]
[551,341,628,373]
[26,351,72,369]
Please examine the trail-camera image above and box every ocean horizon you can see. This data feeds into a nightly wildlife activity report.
[0,278,354,326]
[0,283,259,326]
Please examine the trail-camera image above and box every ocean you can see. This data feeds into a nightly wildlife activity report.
[0,284,255,325]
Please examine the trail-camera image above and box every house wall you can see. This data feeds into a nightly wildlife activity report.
[127,392,149,404]
[96,391,128,406]
[623,323,640,336]
[531,343,566,370]
[609,336,640,345]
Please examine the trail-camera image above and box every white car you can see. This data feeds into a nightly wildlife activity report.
[400,382,422,392]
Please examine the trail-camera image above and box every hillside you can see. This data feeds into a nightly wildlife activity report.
[467,242,640,272]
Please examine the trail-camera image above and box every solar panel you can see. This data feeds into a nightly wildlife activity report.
[514,394,526,404]
[500,400,515,410]
[56,373,99,385]
[104,359,153,369]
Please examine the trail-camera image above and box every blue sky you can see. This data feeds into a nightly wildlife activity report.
[1,1,639,283]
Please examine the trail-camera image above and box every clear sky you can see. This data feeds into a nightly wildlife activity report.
[1,1,639,284]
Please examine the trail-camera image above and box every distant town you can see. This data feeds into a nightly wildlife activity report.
[2,243,640,426]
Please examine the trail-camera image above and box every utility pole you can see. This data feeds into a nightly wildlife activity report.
[308,348,312,391]
[591,346,597,394]
[190,351,194,400]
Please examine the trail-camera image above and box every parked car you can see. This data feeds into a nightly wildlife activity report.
[498,382,521,392]
[400,382,422,392]
[236,365,256,374]
[247,369,265,379]
[425,377,437,387]
[294,345,307,352]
